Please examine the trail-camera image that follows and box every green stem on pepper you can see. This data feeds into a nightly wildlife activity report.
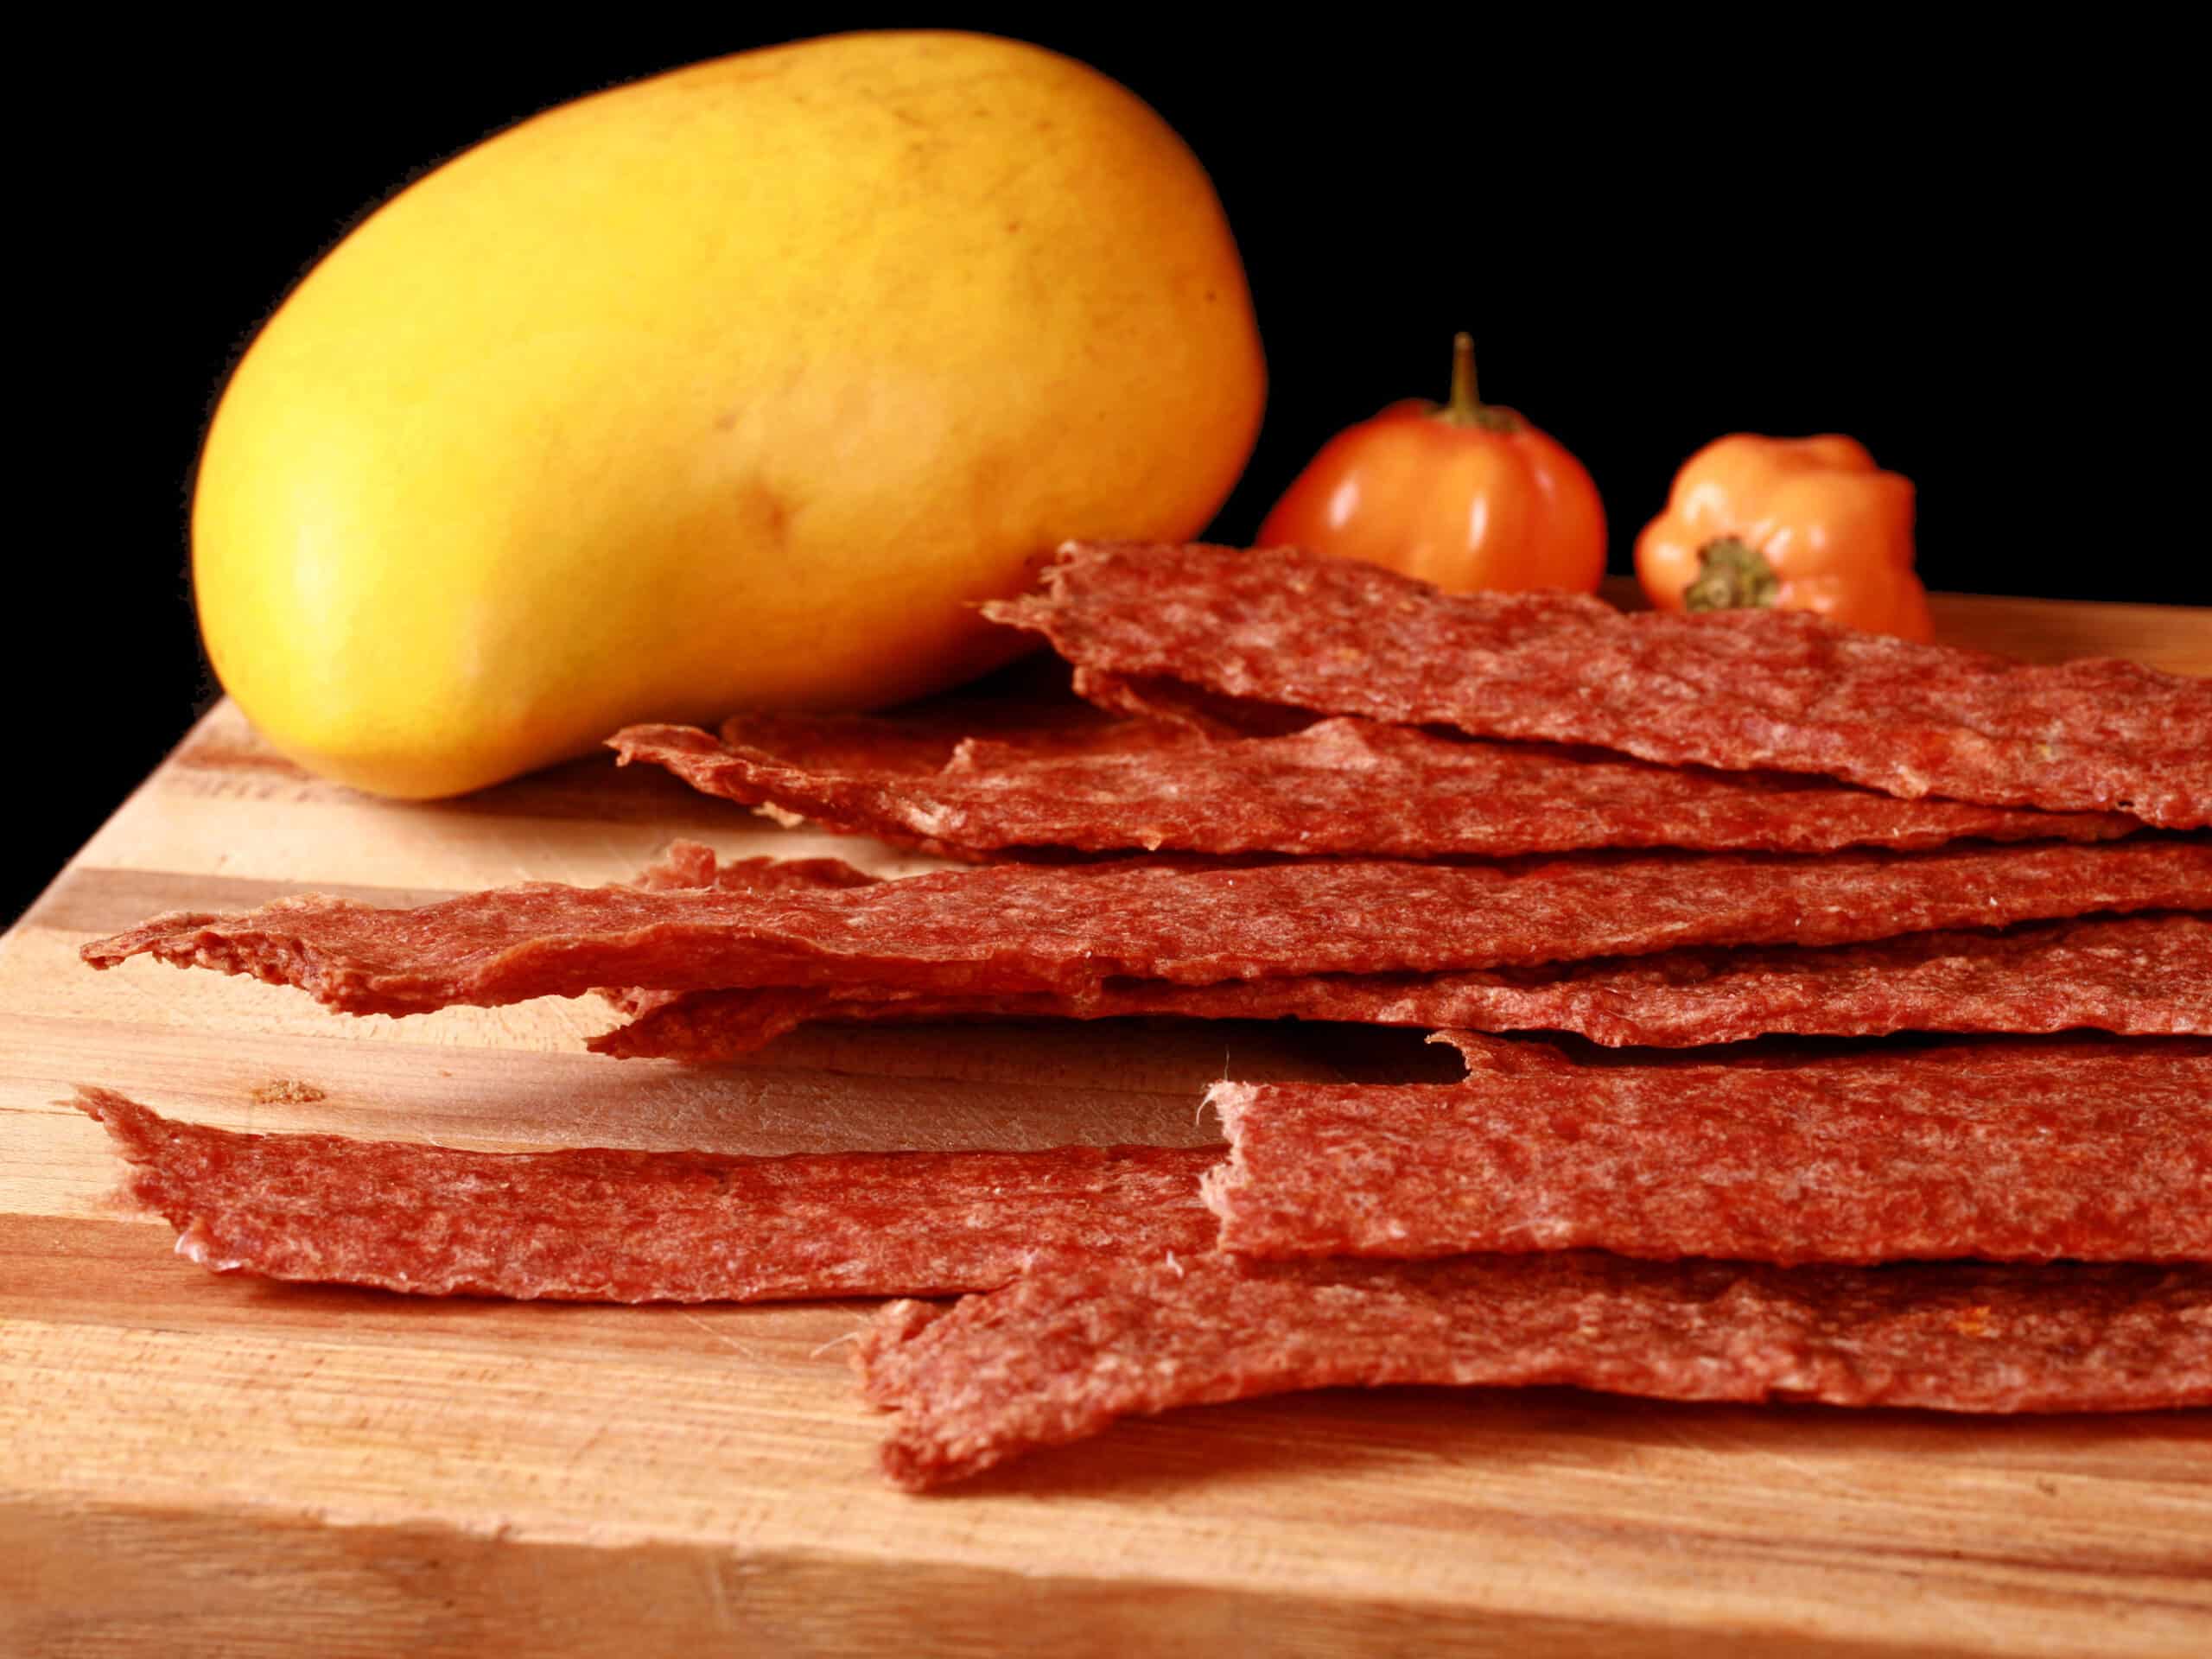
[1683,537,1782,612]
[1433,334,1519,433]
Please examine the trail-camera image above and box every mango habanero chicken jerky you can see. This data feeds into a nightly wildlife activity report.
[1203,1033,2212,1266]
[74,1088,1217,1303]
[857,1251,2212,1489]
[592,912,2212,1058]
[80,839,2212,1017]
[608,710,2139,859]
[982,543,2212,829]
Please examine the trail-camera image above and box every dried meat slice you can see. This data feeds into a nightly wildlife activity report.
[602,844,883,1020]
[80,839,2212,1017]
[856,1252,2212,1489]
[75,1087,1218,1303]
[592,912,2212,1058]
[608,711,2139,859]
[983,543,2212,828]
[1203,1033,2212,1266]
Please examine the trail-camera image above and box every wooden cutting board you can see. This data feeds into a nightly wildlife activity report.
[5,588,2209,1658]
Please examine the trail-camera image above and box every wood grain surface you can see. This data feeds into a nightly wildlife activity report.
[5,592,2210,1657]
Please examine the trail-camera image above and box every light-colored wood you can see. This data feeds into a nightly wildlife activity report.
[5,594,2210,1658]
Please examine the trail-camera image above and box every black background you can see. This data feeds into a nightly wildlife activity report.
[20,21,2203,922]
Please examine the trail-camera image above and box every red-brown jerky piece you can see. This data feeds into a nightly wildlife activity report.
[593,913,2212,1058]
[983,543,2212,828]
[604,846,882,1020]
[75,1088,1218,1303]
[81,840,2212,1017]
[609,712,2138,858]
[856,1252,2212,1489]
[1203,1033,2212,1266]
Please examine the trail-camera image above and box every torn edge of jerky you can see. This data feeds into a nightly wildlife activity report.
[591,911,2212,1058]
[629,842,883,895]
[79,838,2212,1018]
[1201,1032,2212,1267]
[855,1251,2212,1490]
[73,1087,1217,1304]
[607,710,2141,859]
[982,542,2212,829]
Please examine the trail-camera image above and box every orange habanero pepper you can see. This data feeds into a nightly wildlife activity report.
[1635,435,1932,641]
[1260,334,1605,595]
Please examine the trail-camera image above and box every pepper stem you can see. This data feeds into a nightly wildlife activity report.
[1683,537,1781,612]
[1432,334,1519,433]
[1448,332,1479,416]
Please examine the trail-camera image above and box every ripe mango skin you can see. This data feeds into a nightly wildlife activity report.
[194,32,1264,798]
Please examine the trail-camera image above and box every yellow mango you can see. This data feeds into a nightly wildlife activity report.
[194,32,1264,798]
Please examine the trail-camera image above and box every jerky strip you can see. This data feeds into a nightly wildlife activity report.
[598,844,882,1021]
[983,543,2212,828]
[80,838,2212,1017]
[858,1252,2212,1489]
[74,1087,1217,1303]
[1204,1033,2212,1266]
[593,912,2212,1058]
[609,712,2138,858]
